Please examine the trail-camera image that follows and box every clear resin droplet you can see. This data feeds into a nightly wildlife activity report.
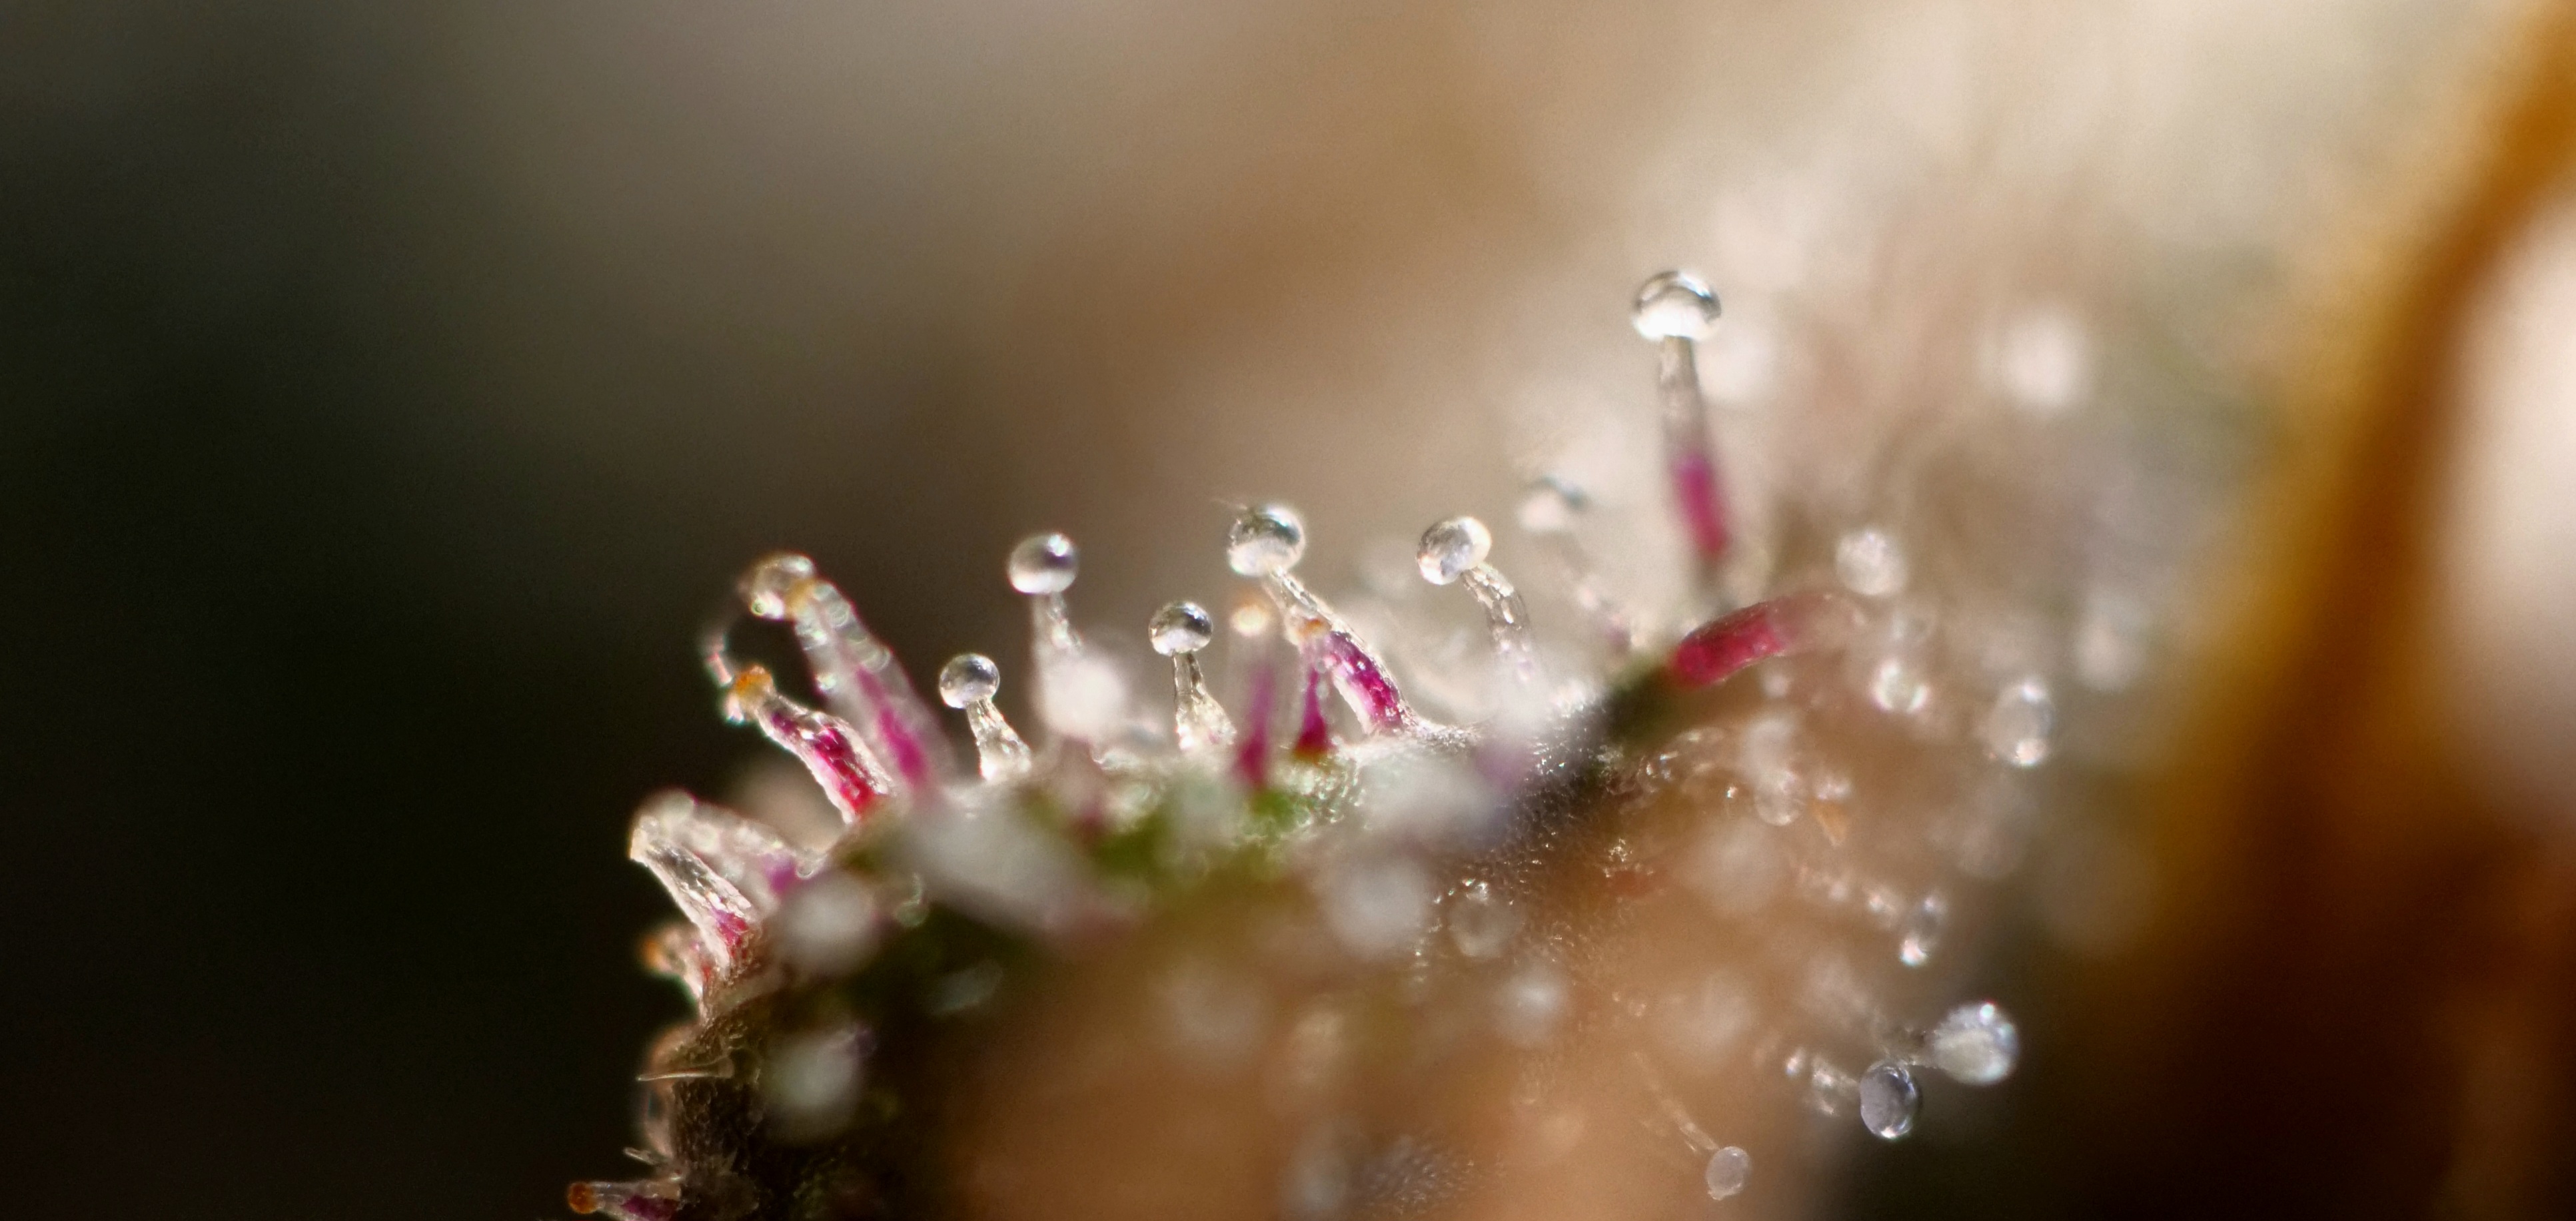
[738,552,818,620]
[938,653,1001,707]
[1981,677,2056,767]
[1930,1001,2021,1086]
[1152,602,1235,753]
[938,653,1033,781]
[1898,893,1946,967]
[1703,1146,1751,1200]
[1445,881,1522,959]
[1868,654,1932,715]
[1632,270,1722,340]
[1834,528,1908,598]
[1227,504,1307,577]
[1149,600,1217,655]
[1858,1061,1920,1139]
[1416,516,1493,586]
[1006,532,1079,595]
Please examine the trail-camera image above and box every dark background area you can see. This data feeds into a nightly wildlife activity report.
[1,4,1575,1216]
[0,7,1021,1218]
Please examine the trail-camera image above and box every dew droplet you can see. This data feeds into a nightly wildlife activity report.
[1416,516,1493,586]
[1980,677,2055,767]
[739,552,818,620]
[1632,270,1722,341]
[1857,1060,1920,1139]
[1149,600,1217,655]
[1834,528,1908,598]
[1702,1146,1751,1200]
[1228,504,1307,577]
[938,653,1001,707]
[1006,532,1079,595]
[1930,1001,2020,1086]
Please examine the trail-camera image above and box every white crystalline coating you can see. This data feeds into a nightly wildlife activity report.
[1632,270,1722,340]
[1227,504,1307,576]
[938,653,1001,708]
[1703,1146,1752,1200]
[1495,965,1570,1046]
[738,552,818,620]
[1858,1061,1920,1139]
[1445,880,1521,959]
[1930,1001,2022,1086]
[1416,516,1493,586]
[1834,528,1909,598]
[775,871,882,976]
[1149,600,1217,655]
[1687,819,1785,915]
[1006,532,1079,594]
[1981,676,2056,767]
[1317,855,1433,960]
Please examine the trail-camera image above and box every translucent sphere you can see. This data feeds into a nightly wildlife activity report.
[740,552,818,620]
[1149,600,1216,656]
[1980,677,2056,767]
[1007,532,1079,595]
[1632,270,1722,341]
[1515,476,1585,535]
[1930,1001,2020,1086]
[938,653,1001,707]
[1703,1146,1751,1200]
[1834,528,1908,598]
[1416,516,1492,586]
[1857,1060,1920,1139]
[1227,504,1306,577]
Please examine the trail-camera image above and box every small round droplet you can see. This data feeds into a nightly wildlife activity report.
[1980,677,2055,767]
[1007,532,1079,595]
[1930,1001,2020,1086]
[1703,1146,1751,1200]
[740,552,818,620]
[1227,504,1307,577]
[1445,881,1521,959]
[1857,1060,1920,1140]
[1149,600,1216,656]
[1515,476,1585,535]
[1416,516,1493,586]
[938,653,1001,708]
[1632,270,1722,341]
[1834,528,1908,598]
[1868,655,1932,715]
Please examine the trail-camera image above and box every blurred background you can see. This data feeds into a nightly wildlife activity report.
[3,1,2564,1218]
